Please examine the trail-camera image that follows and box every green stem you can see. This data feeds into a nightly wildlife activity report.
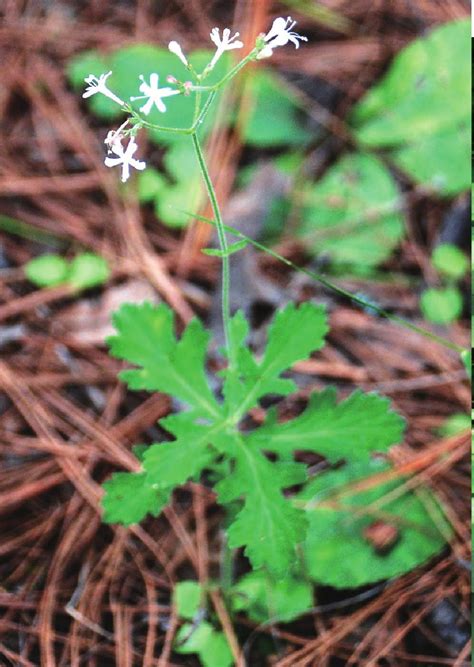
[191,48,259,92]
[128,91,216,136]
[191,133,234,368]
[187,212,465,355]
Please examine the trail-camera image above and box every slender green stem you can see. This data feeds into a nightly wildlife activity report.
[128,91,216,136]
[191,133,234,368]
[186,212,466,356]
[190,48,259,92]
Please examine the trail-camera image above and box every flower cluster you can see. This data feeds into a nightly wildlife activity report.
[81,17,307,182]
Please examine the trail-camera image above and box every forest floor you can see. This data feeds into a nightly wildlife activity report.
[0,1,470,665]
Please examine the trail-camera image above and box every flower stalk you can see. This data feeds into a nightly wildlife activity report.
[80,17,309,366]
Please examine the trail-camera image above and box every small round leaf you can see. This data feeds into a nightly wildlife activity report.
[25,254,69,287]
[420,287,463,325]
[68,253,110,290]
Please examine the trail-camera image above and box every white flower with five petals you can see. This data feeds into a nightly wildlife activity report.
[82,71,124,106]
[104,135,146,183]
[257,16,307,59]
[130,73,180,115]
[209,27,244,69]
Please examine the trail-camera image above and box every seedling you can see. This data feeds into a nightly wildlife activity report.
[25,252,110,290]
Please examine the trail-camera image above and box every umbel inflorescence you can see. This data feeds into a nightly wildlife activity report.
[81,17,307,182]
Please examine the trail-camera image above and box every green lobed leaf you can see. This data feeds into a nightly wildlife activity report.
[249,388,405,463]
[142,415,217,489]
[299,153,404,267]
[222,302,328,415]
[102,415,222,526]
[102,471,168,525]
[107,302,221,419]
[298,460,450,588]
[231,570,313,623]
[216,437,307,576]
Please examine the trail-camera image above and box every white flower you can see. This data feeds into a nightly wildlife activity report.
[257,16,307,59]
[82,71,124,106]
[209,27,244,69]
[168,40,189,67]
[104,135,146,183]
[104,119,130,152]
[130,73,180,115]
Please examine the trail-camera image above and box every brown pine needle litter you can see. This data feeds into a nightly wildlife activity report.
[0,1,470,665]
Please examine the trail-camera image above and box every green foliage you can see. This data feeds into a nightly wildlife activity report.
[241,69,310,147]
[102,472,167,525]
[299,460,451,588]
[137,168,167,203]
[25,254,69,287]
[420,287,463,325]
[248,388,405,463]
[68,253,110,289]
[419,243,467,326]
[299,153,404,267]
[175,623,233,667]
[216,439,308,577]
[155,138,204,227]
[231,570,313,622]
[25,252,109,290]
[460,349,471,376]
[431,244,468,281]
[108,302,220,416]
[102,301,413,579]
[352,20,470,195]
[172,581,233,667]
[174,580,203,620]
[436,413,471,437]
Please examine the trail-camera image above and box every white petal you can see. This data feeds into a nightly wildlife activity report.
[264,16,288,42]
[140,97,155,115]
[149,73,160,89]
[257,45,274,59]
[168,40,188,66]
[104,157,123,167]
[121,163,131,182]
[130,158,146,171]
